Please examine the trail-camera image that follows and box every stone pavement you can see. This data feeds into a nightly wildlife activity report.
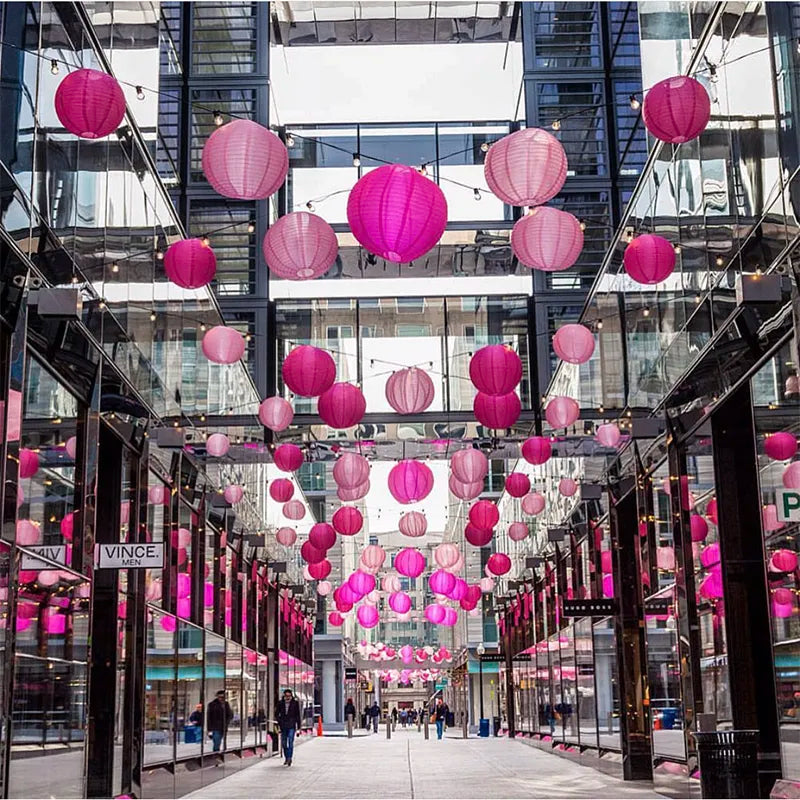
[185,727,664,799]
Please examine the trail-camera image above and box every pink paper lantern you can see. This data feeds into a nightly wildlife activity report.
[202,326,245,365]
[602,575,614,599]
[521,492,545,516]
[317,581,332,596]
[357,604,380,628]
[282,499,305,520]
[429,570,457,596]
[332,506,363,536]
[773,598,795,619]
[600,550,613,574]
[349,570,376,597]
[65,436,77,460]
[521,436,551,465]
[480,577,495,592]
[360,544,386,571]
[424,604,447,625]
[545,396,580,429]
[452,580,470,603]
[389,591,412,614]
[706,498,718,525]
[338,482,370,502]
[259,396,294,432]
[465,523,493,547]
[770,549,798,573]
[19,448,39,479]
[272,443,303,472]
[451,448,488,484]
[449,475,483,501]
[399,511,427,538]
[700,543,720,569]
[487,553,512,576]
[656,547,675,572]
[276,527,297,546]
[469,345,522,396]
[205,433,230,458]
[385,367,435,414]
[282,345,336,398]
[596,423,621,448]
[269,479,294,503]
[164,238,216,289]
[559,478,578,497]
[300,541,327,565]
[474,391,520,429]
[623,234,676,285]
[763,504,784,533]
[442,607,458,627]
[263,211,338,280]
[642,75,710,144]
[55,68,125,139]
[469,500,499,531]
[395,548,426,578]
[346,164,447,263]
[511,207,583,272]
[308,559,331,580]
[505,473,531,498]
[160,615,177,633]
[484,128,567,206]
[223,484,243,504]
[318,382,366,429]
[773,588,794,606]
[508,522,528,542]
[328,611,344,627]
[764,432,798,461]
[783,462,800,489]
[699,569,724,600]
[333,452,370,490]
[309,523,337,551]
[16,520,41,546]
[434,543,461,570]
[202,119,288,200]
[388,460,434,504]
[553,324,595,365]
[690,514,708,542]
[60,512,74,541]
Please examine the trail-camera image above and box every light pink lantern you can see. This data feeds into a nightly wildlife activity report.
[318,382,366,429]
[148,485,169,505]
[388,460,434,504]
[465,523,493,547]
[487,553,512,576]
[449,475,483,501]
[511,207,583,272]
[469,500,499,531]
[205,433,230,458]
[269,479,294,503]
[451,448,488,484]
[333,452,370,490]
[382,574,402,594]
[783,462,800,489]
[202,119,288,200]
[642,75,710,144]
[558,478,578,497]
[16,520,41,546]
[623,234,676,285]
[309,523,336,551]
[770,549,798,573]
[395,548,426,578]
[424,604,447,625]
[469,345,522,396]
[480,576,495,592]
[508,522,528,542]
[521,436,551,465]
[224,484,244,504]
[164,238,216,289]
[346,164,447,263]
[282,345,336,398]
[521,492,545,516]
[434,543,461,570]
[263,211,337,280]
[338,482,370,502]
[65,436,77,460]
[553,324,595,364]
[474,391,520,429]
[282,499,305,520]
[385,367,435,414]
[656,547,675,571]
[55,68,126,139]
[763,504,784,533]
[276,527,297,546]
[332,506,363,536]
[361,544,386,571]
[399,511,427,538]
[764,432,798,461]
[505,473,531,498]
[317,580,332,596]
[545,395,580,429]
[259,396,294,432]
[786,375,800,396]
[308,559,331,580]
[484,128,567,206]
[596,423,622,448]
[202,326,246,364]
[389,591,412,614]
[19,448,39,479]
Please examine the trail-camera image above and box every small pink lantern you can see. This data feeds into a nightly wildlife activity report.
[274,443,304,472]
[349,570,376,597]
[282,345,336,398]
[429,570,457,596]
[19,448,39,479]
[474,391,520,429]
[388,460,434,504]
[263,211,338,280]
[318,382,366,429]
[65,436,77,460]
[283,499,305,520]
[763,504,784,533]
[773,588,794,606]
[521,436,551,465]
[690,514,708,542]
[553,324,595,365]
[317,580,332,596]
[332,506,363,536]
[521,492,545,516]
[559,478,578,497]
[164,238,216,289]
[442,607,458,627]
[511,207,584,272]
[202,326,246,364]
[508,522,528,542]
[338,482,370,502]
[545,395,580,429]
[60,512,74,541]
[769,549,798,573]
[385,367,435,414]
[269,479,294,503]
[469,500,499,531]
[487,553,512,576]
[16,520,41,546]
[698,569,723,601]
[395,548,426,578]
[451,448,488,484]
[480,576,495,592]
[55,68,126,139]
[596,423,621,448]
[656,547,675,572]
[786,375,800,396]
[600,551,613,574]
[505,473,531,498]
[160,615,177,633]
[202,119,288,200]
[300,540,326,564]
[602,575,614,599]
[360,544,386,571]
[623,234,676,285]
[357,604,380,628]
[642,75,710,144]
[700,543,720,569]
[389,591,412,614]
[224,484,244,504]
[424,604,447,625]
[434,543,461,570]
[469,345,522,396]
[449,475,483,501]
[783,462,800,489]
[276,527,297,546]
[773,597,795,619]
[333,452,370,490]
[764,432,798,461]
[308,559,331,580]
[309,523,336,551]
[484,128,567,206]
[465,523,493,547]
[451,580,470,603]
[328,611,344,627]
[347,164,447,263]
[399,511,427,538]
[706,498,718,525]
[205,433,230,458]
[259,396,294,431]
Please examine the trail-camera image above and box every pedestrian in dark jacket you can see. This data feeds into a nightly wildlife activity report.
[344,698,357,738]
[206,691,233,752]
[276,689,301,765]
[369,701,380,733]
[432,698,449,739]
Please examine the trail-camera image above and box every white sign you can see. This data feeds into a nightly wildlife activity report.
[21,545,68,570]
[95,543,163,569]
[777,489,800,522]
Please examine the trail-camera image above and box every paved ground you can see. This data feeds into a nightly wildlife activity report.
[185,727,664,799]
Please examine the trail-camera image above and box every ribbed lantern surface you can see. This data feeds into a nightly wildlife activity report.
[282,345,336,397]
[263,211,338,280]
[55,68,126,139]
[623,234,676,285]
[511,207,583,272]
[385,367,435,413]
[164,238,217,289]
[642,76,710,144]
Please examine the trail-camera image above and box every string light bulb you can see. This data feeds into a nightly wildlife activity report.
[247,222,255,233]
[715,256,724,266]
[551,119,562,131]
[135,85,145,101]
[213,110,224,126]
[201,234,210,246]
[155,250,164,261]
[643,307,650,317]
[286,134,295,147]
[473,188,481,201]
[673,244,682,254]
[150,311,156,321]
[305,201,315,212]
[50,60,59,75]
[419,163,428,176]
[579,220,586,231]
[480,142,490,153]
[629,94,640,110]
[352,153,361,167]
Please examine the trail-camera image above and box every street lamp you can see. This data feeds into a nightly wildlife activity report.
[476,644,486,735]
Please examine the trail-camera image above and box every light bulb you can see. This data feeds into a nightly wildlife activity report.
[213,110,223,126]
[352,153,361,167]
[629,94,640,110]
[473,188,481,201]
[551,119,561,131]
[50,60,59,75]
[306,201,315,212]
[480,142,490,153]
[136,85,145,101]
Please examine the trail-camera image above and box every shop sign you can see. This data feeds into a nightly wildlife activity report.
[562,598,617,617]
[21,545,68,570]
[435,680,448,690]
[512,654,532,662]
[478,654,505,663]
[777,489,800,522]
[345,667,358,680]
[95,542,164,569]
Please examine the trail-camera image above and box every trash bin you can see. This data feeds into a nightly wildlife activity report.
[693,730,759,799]
[478,718,490,738]
[492,716,501,737]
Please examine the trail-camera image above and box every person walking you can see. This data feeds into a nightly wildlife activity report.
[206,690,233,754]
[391,706,398,730]
[432,697,449,740]
[276,688,301,766]
[369,701,380,733]
[344,697,356,738]
[400,708,408,728]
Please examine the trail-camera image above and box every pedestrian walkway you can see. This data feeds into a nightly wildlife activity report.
[186,728,663,799]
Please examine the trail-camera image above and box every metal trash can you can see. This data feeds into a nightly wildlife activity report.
[478,718,490,738]
[693,730,759,799]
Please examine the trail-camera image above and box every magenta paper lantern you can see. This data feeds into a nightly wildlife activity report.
[388,460,434,504]
[360,544,386,571]
[487,553,512,576]
[269,478,294,503]
[206,433,230,457]
[259,396,293,432]
[545,395,580,429]
[273,443,303,473]
[643,75,710,144]
[60,512,74,541]
[442,607,458,627]
[160,615,177,633]
[357,604,380,628]
[429,569,457,596]
[469,500,499,531]
[332,506,363,536]
[202,326,245,364]
[434,543,461,570]
[424,604,447,625]
[164,238,216,289]
[521,436,551,465]
[521,492,545,516]
[505,473,531,498]
[282,499,305,520]
[16,520,41,546]
[347,164,447,263]
[399,511,427,538]
[55,68,125,139]
[469,345,522,396]
[309,559,331,580]
[449,475,483,501]
[773,598,795,619]
[656,547,675,572]
[706,498,718,525]
[602,575,614,599]
[700,543,720,569]
[300,540,326,565]
[202,119,288,200]
[452,580,470,602]
[783,462,800,489]
[451,448,488,484]
[465,523,493,547]
[385,367,435,414]
[773,588,794,606]
[275,527,297,546]
[474,391,520,429]
[699,569,723,600]
[333,452,370,490]
[508,522,528,542]
[690,514,708,542]
[770,549,798,573]
[559,478,578,497]
[18,448,39,479]
[596,423,622,448]
[511,207,583,272]
[282,345,336,398]
[318,382,366,429]
[395,548,426,578]
[224,484,244,504]
[349,570,376,597]
[553,324,595,365]
[600,550,613,574]
[484,128,567,206]
[764,432,798,461]
[309,523,336,551]
[389,591,412,614]
[338,482,370,502]
[623,234,676,285]
[263,211,337,281]
[328,611,344,627]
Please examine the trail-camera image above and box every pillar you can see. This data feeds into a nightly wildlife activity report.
[322,660,338,726]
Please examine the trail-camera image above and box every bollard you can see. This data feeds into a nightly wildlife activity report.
[386,718,391,740]
[424,719,429,740]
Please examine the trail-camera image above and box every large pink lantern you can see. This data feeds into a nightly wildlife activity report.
[346,164,447,263]
[55,68,126,139]
[269,479,294,503]
[263,211,338,280]
[469,500,499,531]
[276,527,297,546]
[770,549,798,573]
[484,128,567,206]
[282,499,305,520]
[259,396,293,431]
[16,520,41,546]
[282,345,336,398]
[395,548,426,578]
[300,541,326,564]
[164,238,216,289]
[508,522,528,542]
[511,207,583,272]
[332,506,363,536]
[596,423,622,448]
[487,553,512,576]
[308,560,331,580]
[690,514,709,542]
[429,570,457,596]
[783,462,800,489]
[309,523,337,551]
[273,443,303,472]
[202,119,288,200]
[545,395,580,429]
[424,604,447,625]
[521,492,545,516]
[700,543,720,569]
[764,432,798,461]
[18,448,39,479]
[474,391,520,429]
[434,543,461,570]
[505,473,531,498]
[521,436,551,465]
[465,523,493,547]
[399,511,427,538]
[206,433,230,458]
[623,234,676,285]
[333,452,370,490]
[318,383,366,429]
[553,324,595,364]
[202,326,245,364]
[469,345,522,396]
[338,482,370,502]
[349,570,376,597]
[360,544,386,571]
[389,591,412,614]
[642,75,710,144]
[388,460,434,504]
[449,475,483,501]
[385,367,435,414]
[559,478,578,497]
[451,448,488,484]
[224,484,244,504]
